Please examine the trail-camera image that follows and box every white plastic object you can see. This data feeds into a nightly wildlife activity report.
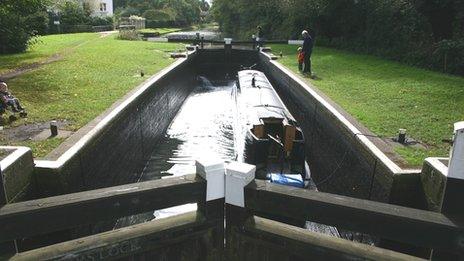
[224,38,232,45]
[196,159,225,201]
[225,162,256,207]
[448,121,464,179]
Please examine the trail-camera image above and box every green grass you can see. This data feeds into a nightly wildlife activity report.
[0,33,184,157]
[0,33,99,75]
[270,44,464,166]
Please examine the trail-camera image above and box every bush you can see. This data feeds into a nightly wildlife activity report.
[118,7,140,17]
[90,16,114,26]
[146,20,178,28]
[117,29,140,40]
[143,9,173,21]
[59,1,90,26]
[432,39,464,75]
[0,0,49,54]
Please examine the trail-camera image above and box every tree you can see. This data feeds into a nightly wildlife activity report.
[211,0,464,75]
[59,1,89,25]
[116,0,203,25]
[0,0,49,54]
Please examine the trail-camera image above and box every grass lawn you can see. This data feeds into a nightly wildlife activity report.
[270,44,464,166]
[0,33,99,75]
[0,33,184,157]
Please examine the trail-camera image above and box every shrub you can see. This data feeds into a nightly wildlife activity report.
[0,0,49,54]
[90,16,114,26]
[117,29,140,40]
[143,9,173,21]
[59,1,90,26]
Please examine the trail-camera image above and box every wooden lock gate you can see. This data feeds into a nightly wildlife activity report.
[0,171,463,260]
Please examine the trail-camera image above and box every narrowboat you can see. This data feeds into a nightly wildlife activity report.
[234,69,313,189]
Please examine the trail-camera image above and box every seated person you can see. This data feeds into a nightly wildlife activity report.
[0,81,25,113]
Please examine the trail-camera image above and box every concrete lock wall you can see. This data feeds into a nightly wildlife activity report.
[258,52,420,202]
[8,48,422,203]
[420,158,448,212]
[31,48,259,198]
[0,147,35,203]
[33,52,199,197]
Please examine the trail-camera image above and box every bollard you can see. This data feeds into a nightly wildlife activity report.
[398,128,407,144]
[200,36,204,49]
[50,121,58,137]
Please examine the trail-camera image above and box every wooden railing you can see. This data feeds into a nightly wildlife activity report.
[225,180,464,260]
[1,173,463,260]
[0,174,224,260]
[244,180,464,253]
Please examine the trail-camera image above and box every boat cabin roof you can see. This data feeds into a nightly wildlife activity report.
[237,70,296,125]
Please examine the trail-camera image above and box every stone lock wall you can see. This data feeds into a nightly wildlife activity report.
[34,54,198,197]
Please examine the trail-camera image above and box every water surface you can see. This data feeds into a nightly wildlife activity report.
[115,75,236,227]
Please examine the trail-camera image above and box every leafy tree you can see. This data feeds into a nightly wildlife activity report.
[59,1,90,25]
[115,0,203,25]
[211,0,464,75]
[0,0,49,54]
[143,9,174,21]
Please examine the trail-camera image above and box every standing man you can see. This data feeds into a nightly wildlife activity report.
[301,30,314,78]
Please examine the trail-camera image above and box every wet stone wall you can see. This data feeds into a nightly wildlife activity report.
[35,49,259,196]
[35,48,394,202]
[83,62,197,190]
[36,56,198,196]
[259,53,393,202]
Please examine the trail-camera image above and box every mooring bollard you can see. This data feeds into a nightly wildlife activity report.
[398,128,407,144]
[50,120,58,137]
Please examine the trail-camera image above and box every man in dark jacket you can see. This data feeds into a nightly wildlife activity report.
[301,30,314,76]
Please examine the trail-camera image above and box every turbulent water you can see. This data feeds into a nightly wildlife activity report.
[114,75,237,227]
[111,70,378,245]
[139,76,236,180]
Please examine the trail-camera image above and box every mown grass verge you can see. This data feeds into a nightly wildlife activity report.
[270,44,464,166]
[0,33,184,157]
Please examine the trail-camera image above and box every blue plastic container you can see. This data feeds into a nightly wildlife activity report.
[269,173,304,188]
